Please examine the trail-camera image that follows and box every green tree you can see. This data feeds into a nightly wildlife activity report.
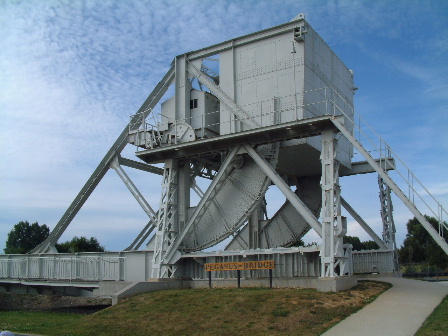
[55,236,105,253]
[289,239,305,247]
[399,216,448,269]
[362,240,380,250]
[343,236,363,250]
[4,221,49,254]
[343,236,379,251]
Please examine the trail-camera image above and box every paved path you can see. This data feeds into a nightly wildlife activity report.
[322,277,448,336]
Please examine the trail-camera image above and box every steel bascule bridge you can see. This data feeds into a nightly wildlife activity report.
[1,14,447,300]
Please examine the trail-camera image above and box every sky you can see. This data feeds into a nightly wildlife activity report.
[1,0,447,253]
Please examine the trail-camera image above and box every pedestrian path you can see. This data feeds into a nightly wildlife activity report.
[322,277,448,336]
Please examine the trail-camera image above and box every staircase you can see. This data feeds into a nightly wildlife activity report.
[330,102,448,254]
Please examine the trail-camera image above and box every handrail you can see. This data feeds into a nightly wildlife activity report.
[129,85,447,231]
[337,97,447,231]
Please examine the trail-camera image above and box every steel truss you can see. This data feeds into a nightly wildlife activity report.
[28,14,447,286]
[32,66,176,254]
[378,175,399,270]
[152,159,180,278]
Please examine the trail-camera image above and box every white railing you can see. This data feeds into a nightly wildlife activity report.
[303,86,447,232]
[341,103,448,233]
[129,86,353,148]
[0,255,124,281]
[129,86,447,231]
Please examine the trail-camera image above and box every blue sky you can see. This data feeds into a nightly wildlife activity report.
[1,0,447,252]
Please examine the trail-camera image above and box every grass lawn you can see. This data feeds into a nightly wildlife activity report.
[0,311,83,336]
[416,295,448,336]
[0,281,390,336]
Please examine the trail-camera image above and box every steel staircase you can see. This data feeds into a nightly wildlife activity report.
[331,108,448,254]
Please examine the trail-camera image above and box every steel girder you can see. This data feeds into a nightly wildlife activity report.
[331,117,448,255]
[340,197,388,250]
[32,65,175,254]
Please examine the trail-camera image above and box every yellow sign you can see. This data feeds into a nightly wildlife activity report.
[204,260,275,272]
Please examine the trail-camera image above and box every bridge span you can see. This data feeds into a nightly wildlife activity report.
[1,248,395,300]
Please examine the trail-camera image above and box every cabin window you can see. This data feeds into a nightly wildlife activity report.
[190,99,198,109]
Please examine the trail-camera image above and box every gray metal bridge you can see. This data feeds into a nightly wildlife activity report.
[1,13,446,297]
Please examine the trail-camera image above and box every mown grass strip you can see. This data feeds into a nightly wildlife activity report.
[415,295,448,336]
[0,311,82,336]
[0,281,390,336]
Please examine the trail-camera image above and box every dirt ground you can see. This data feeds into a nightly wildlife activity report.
[0,292,112,314]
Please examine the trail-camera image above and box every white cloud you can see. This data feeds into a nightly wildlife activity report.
[0,0,447,253]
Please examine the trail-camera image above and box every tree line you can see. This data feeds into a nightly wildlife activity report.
[3,217,448,270]
[3,221,105,254]
[398,216,448,269]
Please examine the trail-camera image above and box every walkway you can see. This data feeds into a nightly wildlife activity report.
[322,277,448,336]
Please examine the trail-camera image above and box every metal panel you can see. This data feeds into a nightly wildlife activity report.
[0,254,125,281]
[226,176,321,250]
[180,144,278,251]
[352,250,395,273]
[220,33,305,135]
[180,248,321,279]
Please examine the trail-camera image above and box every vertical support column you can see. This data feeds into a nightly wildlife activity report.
[378,175,398,270]
[248,205,260,249]
[151,159,179,278]
[177,161,191,233]
[219,48,236,135]
[175,55,191,123]
[248,198,268,249]
[320,130,346,278]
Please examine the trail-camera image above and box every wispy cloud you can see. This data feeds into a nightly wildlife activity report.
[0,0,446,252]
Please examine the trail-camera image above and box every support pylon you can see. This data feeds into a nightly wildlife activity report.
[320,130,347,277]
[378,175,399,270]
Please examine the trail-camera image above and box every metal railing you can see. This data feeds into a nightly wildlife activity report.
[0,254,124,281]
[129,86,447,232]
[339,99,447,233]
[129,86,353,148]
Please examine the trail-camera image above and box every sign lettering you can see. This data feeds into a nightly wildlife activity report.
[204,260,275,272]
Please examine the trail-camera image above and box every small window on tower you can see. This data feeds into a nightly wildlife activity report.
[190,99,198,109]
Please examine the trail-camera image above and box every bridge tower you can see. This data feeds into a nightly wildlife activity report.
[31,13,447,285]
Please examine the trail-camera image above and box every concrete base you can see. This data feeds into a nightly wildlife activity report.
[316,277,358,292]
[0,281,97,297]
[95,281,134,297]
[112,280,186,305]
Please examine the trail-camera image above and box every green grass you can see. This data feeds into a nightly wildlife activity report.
[0,281,390,336]
[0,311,83,336]
[416,295,448,336]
